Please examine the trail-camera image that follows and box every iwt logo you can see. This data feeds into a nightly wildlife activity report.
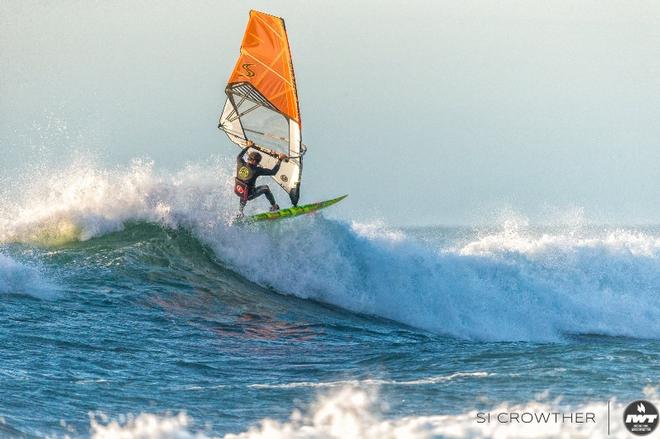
[623,400,658,436]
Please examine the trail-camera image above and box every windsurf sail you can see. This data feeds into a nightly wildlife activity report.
[218,10,305,206]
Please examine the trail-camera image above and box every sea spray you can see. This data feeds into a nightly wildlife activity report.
[0,253,57,299]
[0,157,236,245]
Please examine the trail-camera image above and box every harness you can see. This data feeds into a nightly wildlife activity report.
[234,178,250,202]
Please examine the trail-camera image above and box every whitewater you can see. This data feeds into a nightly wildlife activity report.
[1,159,659,437]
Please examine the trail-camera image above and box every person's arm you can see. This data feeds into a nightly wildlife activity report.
[237,140,253,164]
[261,153,287,176]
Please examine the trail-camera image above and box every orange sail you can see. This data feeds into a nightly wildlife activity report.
[227,10,300,124]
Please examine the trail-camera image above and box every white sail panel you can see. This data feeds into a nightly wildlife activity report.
[219,98,246,146]
[220,83,303,205]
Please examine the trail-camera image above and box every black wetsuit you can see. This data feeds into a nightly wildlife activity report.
[236,146,282,209]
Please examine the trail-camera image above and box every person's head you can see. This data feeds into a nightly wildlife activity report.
[247,151,262,165]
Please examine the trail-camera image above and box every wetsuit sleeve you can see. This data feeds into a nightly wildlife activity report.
[237,145,249,165]
[260,158,282,176]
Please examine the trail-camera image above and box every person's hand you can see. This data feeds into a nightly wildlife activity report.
[278,153,287,161]
[246,140,254,147]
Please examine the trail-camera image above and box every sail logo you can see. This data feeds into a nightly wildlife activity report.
[240,63,255,77]
[623,400,658,435]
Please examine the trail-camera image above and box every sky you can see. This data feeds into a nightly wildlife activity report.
[1,0,659,226]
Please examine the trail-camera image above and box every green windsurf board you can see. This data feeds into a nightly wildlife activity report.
[240,194,347,223]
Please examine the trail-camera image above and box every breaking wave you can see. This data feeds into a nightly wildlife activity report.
[1,159,659,341]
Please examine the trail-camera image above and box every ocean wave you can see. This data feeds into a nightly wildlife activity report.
[89,386,648,439]
[2,160,660,340]
[209,217,660,341]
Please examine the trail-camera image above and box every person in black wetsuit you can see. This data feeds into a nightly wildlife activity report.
[235,140,287,215]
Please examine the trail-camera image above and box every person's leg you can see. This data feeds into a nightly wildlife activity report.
[249,185,277,206]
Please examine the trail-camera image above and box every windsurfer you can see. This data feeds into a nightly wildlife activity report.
[235,140,287,215]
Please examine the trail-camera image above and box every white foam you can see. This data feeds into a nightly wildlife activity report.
[88,387,641,439]
[90,412,196,439]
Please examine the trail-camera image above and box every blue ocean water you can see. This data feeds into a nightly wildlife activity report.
[0,160,659,438]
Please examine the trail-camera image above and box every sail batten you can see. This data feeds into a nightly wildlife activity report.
[219,10,303,206]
